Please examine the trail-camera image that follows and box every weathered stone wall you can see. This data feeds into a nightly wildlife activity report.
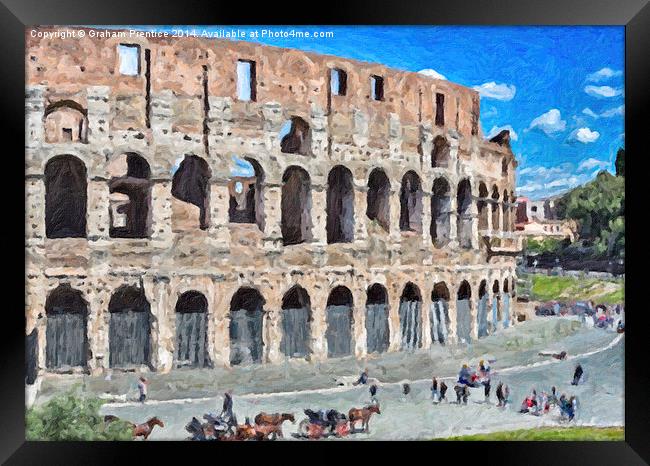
[26,27,520,375]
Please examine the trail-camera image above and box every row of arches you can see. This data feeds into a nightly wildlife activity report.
[44,154,517,246]
[42,277,516,370]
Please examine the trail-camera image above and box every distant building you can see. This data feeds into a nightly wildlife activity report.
[515,196,576,241]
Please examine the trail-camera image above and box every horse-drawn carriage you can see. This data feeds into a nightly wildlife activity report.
[185,412,295,441]
[296,409,350,439]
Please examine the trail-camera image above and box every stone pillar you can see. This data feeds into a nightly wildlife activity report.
[87,179,111,242]
[208,182,231,252]
[447,281,458,344]
[143,275,174,372]
[86,283,111,373]
[388,285,401,352]
[421,191,432,248]
[150,90,173,145]
[493,292,502,332]
[421,287,432,349]
[352,288,367,358]
[87,86,111,147]
[311,186,327,246]
[151,180,173,247]
[264,292,283,364]
[353,184,368,245]
[470,191,480,250]
[389,188,401,244]
[211,281,231,367]
[262,183,283,250]
[310,285,328,361]
[470,279,480,340]
[25,85,45,149]
[26,177,45,242]
[449,196,458,247]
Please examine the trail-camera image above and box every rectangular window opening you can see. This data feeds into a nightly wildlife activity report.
[370,75,384,101]
[62,128,72,141]
[237,60,256,101]
[331,68,347,96]
[435,93,445,127]
[118,44,141,76]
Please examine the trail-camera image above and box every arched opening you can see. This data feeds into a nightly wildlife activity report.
[229,287,265,366]
[431,177,451,247]
[430,282,450,344]
[478,182,489,231]
[171,154,211,230]
[431,136,450,168]
[399,171,423,233]
[502,189,510,233]
[492,280,501,332]
[228,157,265,231]
[477,280,489,338]
[366,284,390,354]
[456,280,472,343]
[108,153,152,238]
[44,100,88,143]
[175,291,209,368]
[491,186,500,233]
[502,278,511,328]
[45,285,88,369]
[366,168,391,232]
[281,166,312,246]
[325,286,354,358]
[44,155,87,238]
[326,165,355,244]
[108,285,151,368]
[280,116,311,155]
[399,282,422,351]
[457,179,473,248]
[281,286,311,358]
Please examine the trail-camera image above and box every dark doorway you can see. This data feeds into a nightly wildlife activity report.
[281,166,312,245]
[399,282,422,351]
[230,288,265,366]
[45,285,88,369]
[366,168,391,232]
[456,281,472,343]
[431,177,451,246]
[172,154,211,230]
[399,171,423,233]
[108,285,151,368]
[326,165,355,244]
[280,286,311,358]
[44,155,87,238]
[325,286,353,358]
[477,280,489,338]
[175,291,209,368]
[430,282,450,344]
[366,284,390,354]
[457,179,473,249]
[109,154,152,238]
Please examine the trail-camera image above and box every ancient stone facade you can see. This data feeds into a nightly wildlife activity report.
[26,27,521,376]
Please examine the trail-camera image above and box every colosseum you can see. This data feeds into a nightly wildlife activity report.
[26,27,521,377]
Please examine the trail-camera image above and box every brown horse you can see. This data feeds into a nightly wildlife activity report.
[132,417,165,440]
[254,412,295,439]
[348,404,381,433]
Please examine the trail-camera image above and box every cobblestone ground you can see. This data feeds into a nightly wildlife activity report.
[37,317,614,405]
[94,318,623,440]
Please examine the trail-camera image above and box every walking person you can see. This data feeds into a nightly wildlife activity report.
[220,389,235,427]
[572,364,584,385]
[439,381,448,403]
[137,376,148,403]
[496,382,505,407]
[431,377,439,403]
[478,360,491,402]
[369,384,379,404]
[354,368,369,386]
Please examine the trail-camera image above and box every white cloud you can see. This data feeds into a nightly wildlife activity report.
[482,106,498,118]
[578,158,609,172]
[418,68,447,80]
[486,125,518,141]
[586,67,622,82]
[570,127,600,143]
[582,105,624,118]
[517,182,544,193]
[528,109,566,135]
[584,85,623,98]
[472,82,516,101]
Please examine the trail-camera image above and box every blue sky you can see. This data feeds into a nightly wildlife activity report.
[127,26,624,199]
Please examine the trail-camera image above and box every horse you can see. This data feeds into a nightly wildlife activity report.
[253,412,295,440]
[132,417,165,440]
[348,404,381,433]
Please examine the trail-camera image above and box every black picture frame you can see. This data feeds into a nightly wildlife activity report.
[1,0,647,463]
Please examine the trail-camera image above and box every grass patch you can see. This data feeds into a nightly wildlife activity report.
[530,275,624,304]
[441,426,624,441]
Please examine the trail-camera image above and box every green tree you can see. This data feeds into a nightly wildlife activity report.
[615,148,625,177]
[26,392,133,441]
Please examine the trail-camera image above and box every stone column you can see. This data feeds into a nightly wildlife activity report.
[151,180,173,247]
[86,283,111,374]
[421,286,432,349]
[310,285,328,361]
[470,191,480,250]
[388,285,401,352]
[421,191,432,248]
[264,291,283,364]
[353,184,368,245]
[208,181,231,252]
[210,281,231,367]
[87,179,111,242]
[389,188,401,244]
[447,281,458,344]
[470,279,480,340]
[352,288,367,358]
[262,183,283,251]
[311,186,327,246]
[26,177,45,242]
[449,196,458,247]
[143,275,174,372]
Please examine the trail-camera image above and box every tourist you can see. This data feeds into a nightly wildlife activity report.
[439,381,448,402]
[496,382,505,407]
[572,364,584,385]
[137,376,148,403]
[431,377,439,403]
[369,384,378,404]
[458,364,473,386]
[220,390,234,424]
[354,368,369,386]
[478,360,491,402]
